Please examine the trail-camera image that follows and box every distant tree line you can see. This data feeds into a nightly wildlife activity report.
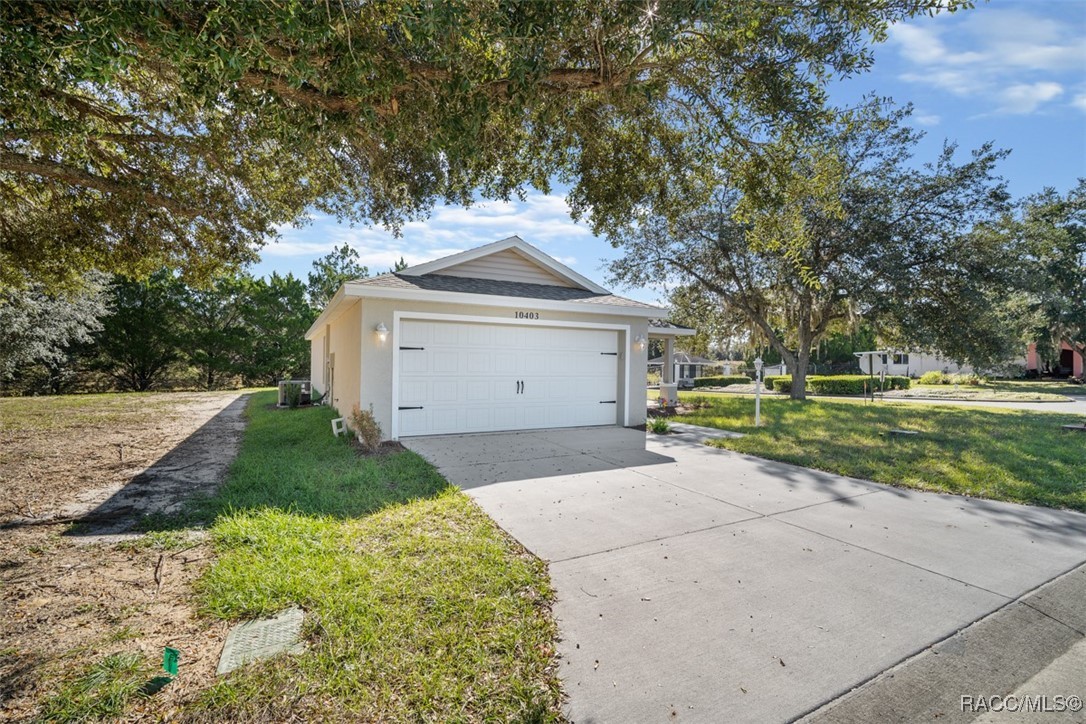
[0,245,370,396]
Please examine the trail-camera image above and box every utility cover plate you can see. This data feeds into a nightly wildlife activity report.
[217,606,305,675]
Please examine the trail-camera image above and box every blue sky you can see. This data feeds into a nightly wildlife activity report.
[252,0,1086,304]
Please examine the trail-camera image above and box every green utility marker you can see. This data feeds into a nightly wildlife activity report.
[163,647,180,676]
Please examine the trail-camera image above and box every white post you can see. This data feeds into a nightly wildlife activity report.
[754,357,764,427]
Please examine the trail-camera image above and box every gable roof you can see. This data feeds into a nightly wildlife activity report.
[398,236,610,294]
[305,236,669,339]
[350,272,657,308]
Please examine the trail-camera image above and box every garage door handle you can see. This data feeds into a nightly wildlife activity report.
[600,352,618,356]
[599,400,616,404]
[399,346,425,350]
[398,406,424,410]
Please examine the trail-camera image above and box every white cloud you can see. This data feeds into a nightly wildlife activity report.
[1072,94,1086,113]
[260,191,597,277]
[997,82,1063,114]
[912,112,942,126]
[888,6,1085,115]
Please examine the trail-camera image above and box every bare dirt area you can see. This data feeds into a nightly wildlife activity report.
[0,391,249,721]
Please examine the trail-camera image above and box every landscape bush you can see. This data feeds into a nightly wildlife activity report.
[918,371,986,386]
[763,375,792,393]
[692,375,751,388]
[649,417,671,434]
[918,370,948,385]
[806,375,911,395]
[349,403,383,454]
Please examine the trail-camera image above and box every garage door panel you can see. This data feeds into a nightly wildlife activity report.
[401,321,430,346]
[432,323,459,345]
[399,321,619,436]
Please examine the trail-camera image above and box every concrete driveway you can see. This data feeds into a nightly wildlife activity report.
[403,425,1086,723]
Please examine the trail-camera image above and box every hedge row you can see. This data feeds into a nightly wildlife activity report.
[692,375,751,388]
[761,374,911,395]
[764,375,793,393]
[807,375,911,394]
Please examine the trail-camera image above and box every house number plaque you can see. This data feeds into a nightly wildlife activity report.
[514,311,540,320]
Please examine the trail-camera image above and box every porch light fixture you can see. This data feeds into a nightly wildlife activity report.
[375,322,389,344]
[634,334,646,351]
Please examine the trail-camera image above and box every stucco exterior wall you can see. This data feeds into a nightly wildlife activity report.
[344,297,649,439]
[323,300,362,417]
[309,330,326,395]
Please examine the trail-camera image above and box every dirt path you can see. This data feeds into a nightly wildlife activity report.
[0,390,250,720]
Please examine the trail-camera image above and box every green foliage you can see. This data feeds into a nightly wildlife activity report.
[1,0,968,289]
[307,244,368,309]
[284,382,302,409]
[918,370,948,385]
[349,403,383,454]
[805,375,911,395]
[0,271,109,393]
[237,273,316,386]
[38,653,150,723]
[609,101,1014,400]
[763,375,793,393]
[693,375,751,388]
[92,271,186,392]
[677,395,1086,512]
[918,371,986,386]
[1016,180,1086,368]
[649,418,671,434]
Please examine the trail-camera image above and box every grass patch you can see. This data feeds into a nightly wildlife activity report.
[677,394,1086,511]
[178,391,561,721]
[37,653,151,723]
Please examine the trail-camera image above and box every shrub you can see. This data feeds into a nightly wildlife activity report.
[649,417,671,434]
[763,375,792,393]
[806,375,911,395]
[918,370,948,385]
[349,403,383,454]
[647,370,661,386]
[951,373,986,386]
[284,382,303,409]
[693,375,751,388]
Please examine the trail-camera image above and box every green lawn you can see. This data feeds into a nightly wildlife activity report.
[673,394,1086,512]
[169,391,562,721]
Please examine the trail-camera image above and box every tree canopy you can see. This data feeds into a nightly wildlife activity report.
[1017,180,1086,364]
[609,102,1015,398]
[1,0,968,290]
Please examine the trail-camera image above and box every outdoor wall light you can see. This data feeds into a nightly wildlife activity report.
[375,322,389,344]
[634,335,647,351]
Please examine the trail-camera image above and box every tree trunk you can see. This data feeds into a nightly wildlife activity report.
[788,297,815,401]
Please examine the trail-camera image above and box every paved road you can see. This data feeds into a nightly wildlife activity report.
[405,425,1086,723]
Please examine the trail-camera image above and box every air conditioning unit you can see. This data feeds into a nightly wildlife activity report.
[277,379,312,407]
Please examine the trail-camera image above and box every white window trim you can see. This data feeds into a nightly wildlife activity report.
[391,310,632,440]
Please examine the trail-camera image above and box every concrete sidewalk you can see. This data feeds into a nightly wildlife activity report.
[404,426,1086,723]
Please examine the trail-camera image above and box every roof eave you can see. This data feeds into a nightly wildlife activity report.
[342,282,666,318]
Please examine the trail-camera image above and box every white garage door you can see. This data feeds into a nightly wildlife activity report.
[397,320,620,436]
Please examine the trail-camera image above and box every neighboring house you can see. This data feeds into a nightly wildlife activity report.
[306,236,691,439]
[648,352,714,388]
[855,350,977,377]
[1027,341,1084,378]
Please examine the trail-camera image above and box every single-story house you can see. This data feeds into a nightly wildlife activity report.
[648,352,714,387]
[854,351,975,377]
[1027,341,1084,378]
[305,236,692,439]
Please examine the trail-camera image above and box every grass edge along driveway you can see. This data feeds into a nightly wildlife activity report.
[181,391,562,722]
[675,394,1085,512]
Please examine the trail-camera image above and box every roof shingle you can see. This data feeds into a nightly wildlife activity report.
[351,273,660,310]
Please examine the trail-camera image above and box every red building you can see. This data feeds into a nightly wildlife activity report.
[1026,340,1084,378]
